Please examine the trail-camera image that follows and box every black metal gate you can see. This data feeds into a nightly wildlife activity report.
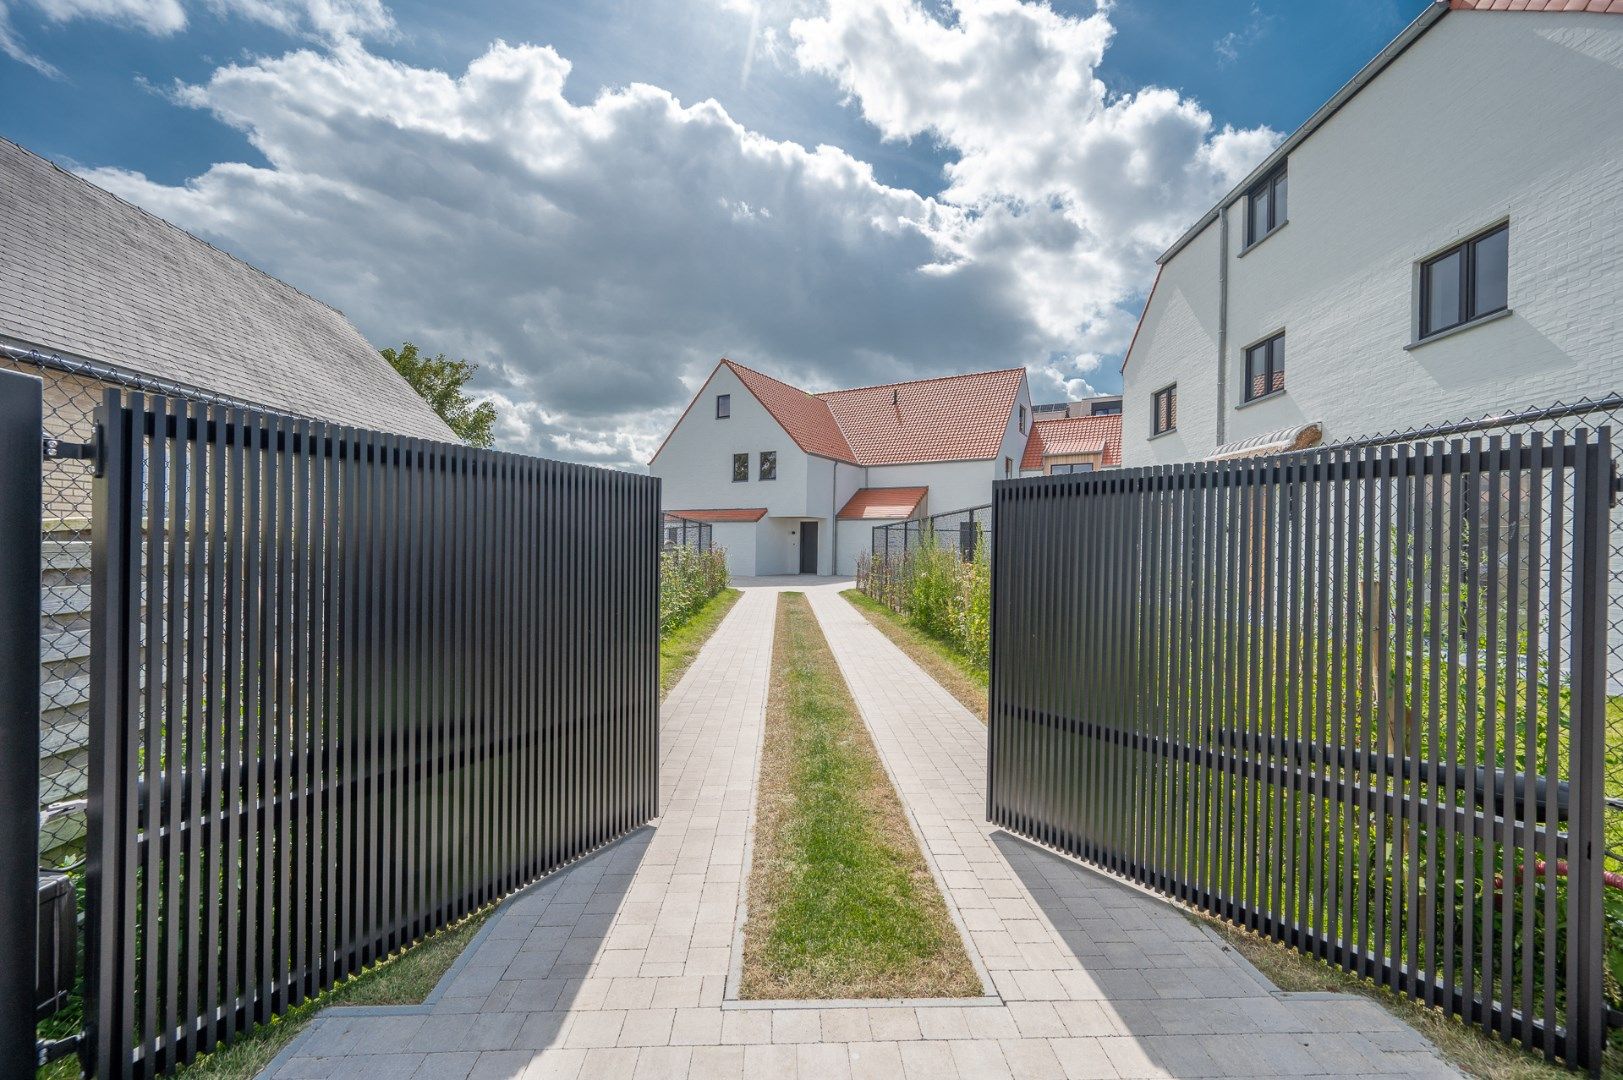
[990,430,1614,1069]
[79,390,658,1077]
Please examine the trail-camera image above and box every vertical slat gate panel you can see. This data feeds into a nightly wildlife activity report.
[83,395,658,1077]
[989,435,1612,1071]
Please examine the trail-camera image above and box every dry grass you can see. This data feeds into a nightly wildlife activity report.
[1187,909,1609,1080]
[841,589,987,723]
[741,592,981,1000]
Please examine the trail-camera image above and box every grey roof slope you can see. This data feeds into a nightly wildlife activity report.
[0,137,455,441]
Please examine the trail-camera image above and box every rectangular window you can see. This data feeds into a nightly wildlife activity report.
[759,450,776,480]
[1152,385,1177,436]
[1018,404,1027,434]
[1051,462,1095,475]
[1420,223,1509,339]
[732,453,748,482]
[1245,163,1287,246]
[1244,332,1285,402]
[716,393,730,418]
[1004,457,1013,478]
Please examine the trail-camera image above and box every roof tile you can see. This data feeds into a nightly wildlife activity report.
[1020,414,1123,471]
[819,368,1026,464]
[665,507,769,522]
[837,486,928,520]
[0,137,453,440]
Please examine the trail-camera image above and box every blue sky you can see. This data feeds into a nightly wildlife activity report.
[0,0,1426,464]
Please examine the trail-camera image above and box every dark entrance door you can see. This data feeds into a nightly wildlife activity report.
[799,521,818,574]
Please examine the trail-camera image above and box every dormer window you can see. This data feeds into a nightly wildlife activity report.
[1245,163,1287,247]
[716,394,731,419]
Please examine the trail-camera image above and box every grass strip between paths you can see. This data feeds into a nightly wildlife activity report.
[842,588,987,724]
[741,592,980,1000]
[660,587,742,697]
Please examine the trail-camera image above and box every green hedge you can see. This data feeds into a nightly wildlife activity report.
[660,545,729,633]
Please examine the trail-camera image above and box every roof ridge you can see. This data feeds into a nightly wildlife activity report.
[3,135,352,320]
[814,366,1027,398]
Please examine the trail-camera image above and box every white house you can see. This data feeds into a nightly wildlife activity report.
[1120,0,1623,466]
[649,359,1033,576]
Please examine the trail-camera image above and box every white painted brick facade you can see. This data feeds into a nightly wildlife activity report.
[1122,10,1623,467]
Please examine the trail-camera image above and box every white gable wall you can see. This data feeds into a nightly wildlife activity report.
[1122,11,1623,465]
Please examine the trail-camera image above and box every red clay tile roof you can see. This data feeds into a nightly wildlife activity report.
[1450,0,1620,10]
[655,358,1028,466]
[722,359,860,463]
[837,486,928,521]
[665,507,768,522]
[818,368,1027,464]
[1020,414,1124,471]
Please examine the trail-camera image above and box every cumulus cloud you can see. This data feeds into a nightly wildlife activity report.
[791,0,1277,393]
[71,0,1276,466]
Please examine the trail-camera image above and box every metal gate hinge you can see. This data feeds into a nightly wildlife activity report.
[42,433,101,476]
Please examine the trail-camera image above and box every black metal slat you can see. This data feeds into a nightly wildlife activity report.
[986,432,1611,1071]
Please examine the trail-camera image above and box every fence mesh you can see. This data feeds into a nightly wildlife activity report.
[1332,395,1623,875]
[660,512,713,553]
[3,347,269,870]
[871,502,992,561]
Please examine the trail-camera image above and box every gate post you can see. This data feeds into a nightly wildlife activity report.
[0,367,43,1077]
[1569,429,1611,1071]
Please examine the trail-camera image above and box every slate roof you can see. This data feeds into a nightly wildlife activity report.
[1020,414,1124,470]
[0,138,454,441]
[837,486,928,520]
[665,507,769,522]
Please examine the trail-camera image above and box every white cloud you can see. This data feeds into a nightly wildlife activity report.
[68,0,1278,466]
[0,0,389,59]
[786,0,1278,397]
[26,0,185,35]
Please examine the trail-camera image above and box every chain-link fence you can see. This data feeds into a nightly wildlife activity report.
[871,502,992,561]
[1332,394,1623,877]
[660,512,712,553]
[2,344,267,870]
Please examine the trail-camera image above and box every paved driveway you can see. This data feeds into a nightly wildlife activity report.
[265,581,1457,1079]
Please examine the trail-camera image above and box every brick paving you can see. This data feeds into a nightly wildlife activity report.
[265,580,1458,1079]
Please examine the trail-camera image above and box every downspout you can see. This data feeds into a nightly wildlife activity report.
[1215,203,1231,449]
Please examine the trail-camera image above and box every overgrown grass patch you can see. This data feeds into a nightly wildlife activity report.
[741,592,981,1000]
[660,586,742,697]
[842,588,986,723]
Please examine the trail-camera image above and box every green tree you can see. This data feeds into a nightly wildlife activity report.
[381,342,498,448]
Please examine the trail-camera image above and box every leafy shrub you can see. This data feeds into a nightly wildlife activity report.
[858,527,989,670]
[660,545,729,632]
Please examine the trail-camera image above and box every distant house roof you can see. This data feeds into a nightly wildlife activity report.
[723,360,858,463]
[1020,414,1123,471]
[0,137,455,441]
[651,358,1027,466]
[666,507,769,522]
[837,486,928,521]
[819,367,1026,465]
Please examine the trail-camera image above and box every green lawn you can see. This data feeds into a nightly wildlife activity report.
[842,588,986,722]
[660,586,742,696]
[740,592,981,1000]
